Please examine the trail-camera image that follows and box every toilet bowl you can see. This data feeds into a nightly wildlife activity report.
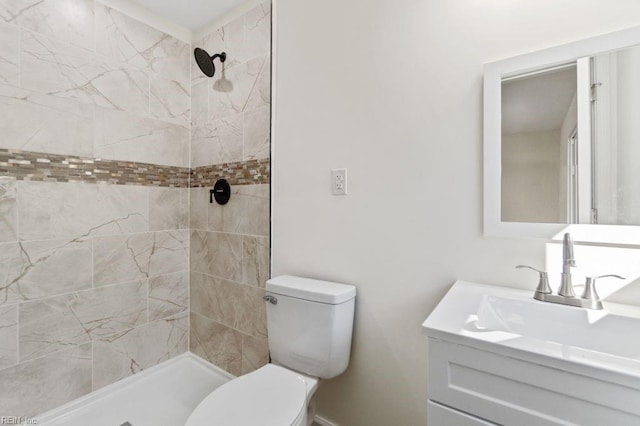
[185,364,318,426]
[185,275,356,426]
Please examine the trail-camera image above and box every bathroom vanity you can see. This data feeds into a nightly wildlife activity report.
[422,281,640,425]
[457,21,640,424]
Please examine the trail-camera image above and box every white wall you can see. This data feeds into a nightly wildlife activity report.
[271,1,640,424]
[502,130,561,223]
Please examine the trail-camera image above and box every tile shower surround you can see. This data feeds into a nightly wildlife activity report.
[0,178,269,417]
[189,1,272,380]
[0,0,272,418]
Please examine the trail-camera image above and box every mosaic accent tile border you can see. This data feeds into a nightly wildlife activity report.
[190,158,270,187]
[0,149,190,188]
[0,150,270,188]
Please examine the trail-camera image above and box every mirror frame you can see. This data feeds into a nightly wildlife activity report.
[484,25,640,246]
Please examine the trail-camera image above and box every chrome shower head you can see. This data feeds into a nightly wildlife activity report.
[194,47,226,78]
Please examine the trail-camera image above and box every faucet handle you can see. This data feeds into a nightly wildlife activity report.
[581,274,626,301]
[516,265,552,295]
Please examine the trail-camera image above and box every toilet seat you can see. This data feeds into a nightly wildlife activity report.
[185,364,308,426]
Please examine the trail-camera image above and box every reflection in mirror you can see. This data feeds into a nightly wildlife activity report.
[592,45,640,225]
[500,44,640,227]
[501,65,577,224]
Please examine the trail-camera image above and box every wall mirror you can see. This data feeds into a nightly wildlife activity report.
[484,25,640,245]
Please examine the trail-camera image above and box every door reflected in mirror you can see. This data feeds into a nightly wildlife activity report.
[501,65,577,224]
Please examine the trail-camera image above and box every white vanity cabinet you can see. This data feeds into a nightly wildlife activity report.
[423,281,640,426]
[426,337,640,425]
[427,399,496,425]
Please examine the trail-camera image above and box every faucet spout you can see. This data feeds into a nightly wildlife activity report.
[562,232,576,272]
[559,233,576,296]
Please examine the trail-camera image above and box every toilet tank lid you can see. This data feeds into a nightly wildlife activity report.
[266,275,356,304]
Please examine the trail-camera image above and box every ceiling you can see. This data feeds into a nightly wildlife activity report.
[502,67,577,135]
[128,0,247,31]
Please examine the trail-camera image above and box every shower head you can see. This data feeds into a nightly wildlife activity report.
[194,48,226,77]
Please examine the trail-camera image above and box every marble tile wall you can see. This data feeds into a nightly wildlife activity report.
[0,1,190,166]
[191,1,271,168]
[189,177,271,376]
[0,0,190,418]
[189,1,272,378]
[0,184,190,418]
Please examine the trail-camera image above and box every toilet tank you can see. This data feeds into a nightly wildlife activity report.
[265,275,356,379]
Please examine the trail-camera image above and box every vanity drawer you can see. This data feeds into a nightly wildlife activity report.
[428,338,640,426]
[428,400,497,425]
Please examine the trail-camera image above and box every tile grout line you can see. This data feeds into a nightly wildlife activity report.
[146,277,150,325]
[190,310,265,342]
[8,297,190,371]
[188,36,193,355]
[191,270,266,291]
[15,177,20,368]
[15,302,19,368]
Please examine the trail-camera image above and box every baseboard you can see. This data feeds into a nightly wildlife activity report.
[314,414,339,426]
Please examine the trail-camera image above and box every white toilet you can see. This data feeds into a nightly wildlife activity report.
[185,275,357,426]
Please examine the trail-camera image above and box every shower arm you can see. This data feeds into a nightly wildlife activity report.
[211,52,226,63]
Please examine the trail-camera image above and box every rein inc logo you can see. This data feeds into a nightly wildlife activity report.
[1,417,37,425]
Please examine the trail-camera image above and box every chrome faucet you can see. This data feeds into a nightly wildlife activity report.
[558,233,576,297]
[516,233,625,310]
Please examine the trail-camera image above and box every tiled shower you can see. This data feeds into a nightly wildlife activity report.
[0,0,271,417]
[189,1,271,377]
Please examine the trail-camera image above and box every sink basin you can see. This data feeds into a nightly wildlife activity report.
[423,281,640,378]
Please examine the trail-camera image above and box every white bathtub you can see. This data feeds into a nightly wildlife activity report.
[36,353,233,426]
